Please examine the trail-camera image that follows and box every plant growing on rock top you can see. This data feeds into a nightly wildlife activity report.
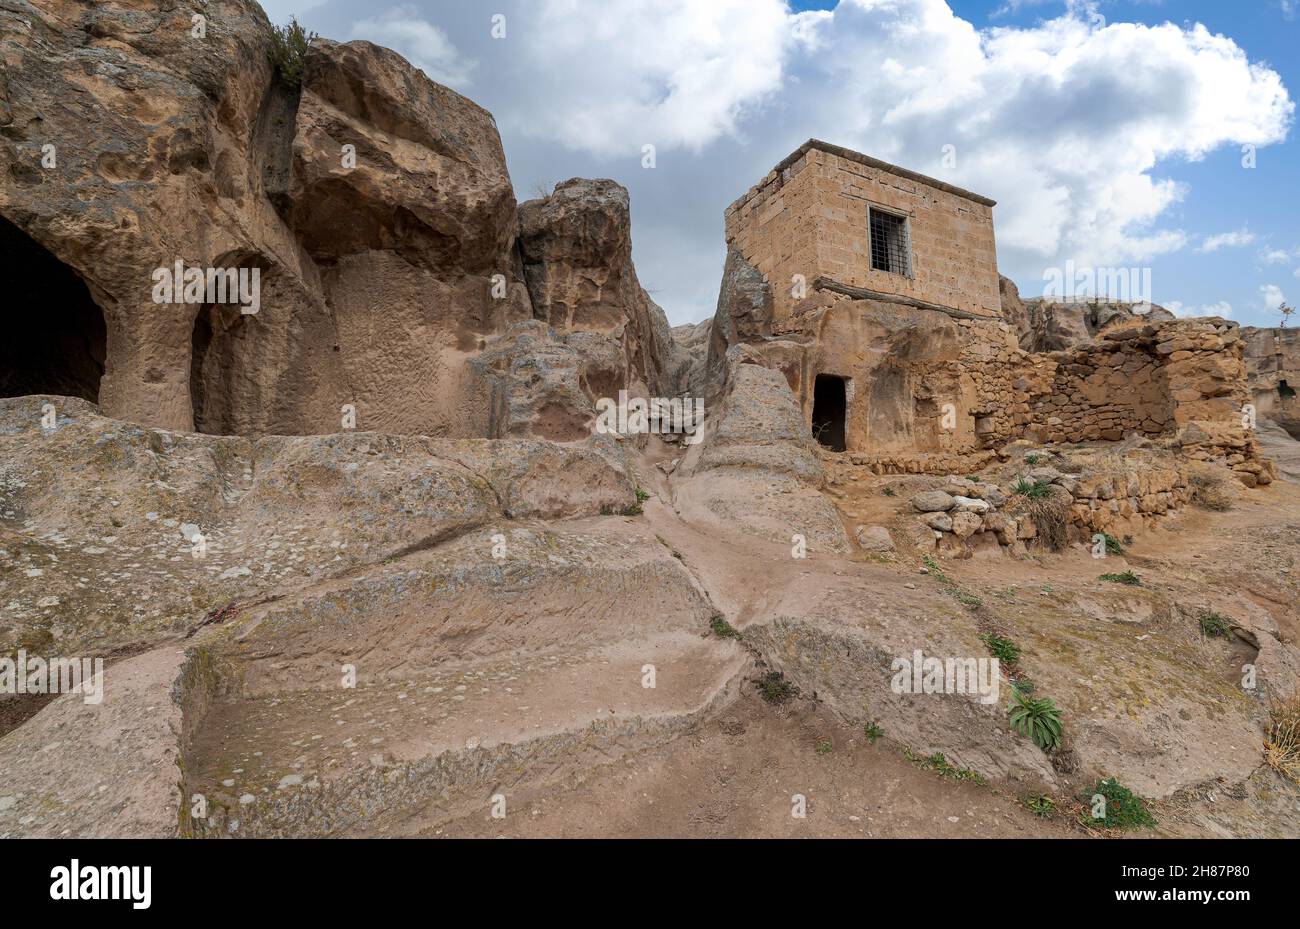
[1007,688,1063,751]
[269,17,316,87]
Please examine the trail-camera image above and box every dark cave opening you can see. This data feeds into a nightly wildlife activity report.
[0,216,106,402]
[812,373,848,453]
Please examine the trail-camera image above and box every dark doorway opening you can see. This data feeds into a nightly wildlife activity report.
[1280,379,1296,400]
[812,374,847,452]
[0,216,105,402]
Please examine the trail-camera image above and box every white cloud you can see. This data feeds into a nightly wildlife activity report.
[1166,300,1233,319]
[350,6,474,87]
[1261,283,1288,310]
[497,0,794,156]
[1197,229,1256,252]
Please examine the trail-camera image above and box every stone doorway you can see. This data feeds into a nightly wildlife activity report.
[812,373,848,452]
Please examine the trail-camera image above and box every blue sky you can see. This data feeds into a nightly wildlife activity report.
[264,0,1298,327]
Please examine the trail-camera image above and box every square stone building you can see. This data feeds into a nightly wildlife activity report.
[724,139,1001,324]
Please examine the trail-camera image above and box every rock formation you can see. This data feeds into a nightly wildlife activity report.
[999,275,1175,352]
[2,1,1298,841]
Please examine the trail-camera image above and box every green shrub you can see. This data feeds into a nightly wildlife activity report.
[980,632,1021,664]
[1100,570,1141,586]
[1089,778,1157,830]
[635,488,651,503]
[755,671,795,704]
[881,486,896,497]
[1024,454,1041,466]
[1008,689,1063,750]
[904,749,985,784]
[269,17,316,87]
[1198,611,1231,638]
[815,740,833,755]
[1025,795,1055,818]
[1012,478,1051,499]
[709,613,741,639]
[1099,532,1125,556]
[864,721,883,743]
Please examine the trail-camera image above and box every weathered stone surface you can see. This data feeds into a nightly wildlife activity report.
[1001,274,1175,352]
[677,361,849,553]
[855,525,895,552]
[706,246,773,382]
[1243,326,1300,439]
[518,178,671,398]
[911,491,956,513]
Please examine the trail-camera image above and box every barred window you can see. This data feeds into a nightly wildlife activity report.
[869,208,912,277]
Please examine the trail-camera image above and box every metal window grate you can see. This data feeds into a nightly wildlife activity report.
[869,208,911,277]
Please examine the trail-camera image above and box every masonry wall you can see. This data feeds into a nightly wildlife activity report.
[724,145,1001,322]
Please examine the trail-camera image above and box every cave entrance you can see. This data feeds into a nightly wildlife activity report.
[0,215,106,402]
[812,373,848,452]
[1280,380,1296,400]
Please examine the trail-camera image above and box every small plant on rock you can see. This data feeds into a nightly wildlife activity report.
[1012,478,1051,499]
[755,671,795,705]
[1099,532,1125,556]
[1007,688,1063,751]
[709,613,741,639]
[1198,611,1231,638]
[881,486,896,497]
[864,721,883,743]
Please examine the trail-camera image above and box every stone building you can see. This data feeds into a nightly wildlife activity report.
[708,140,1267,484]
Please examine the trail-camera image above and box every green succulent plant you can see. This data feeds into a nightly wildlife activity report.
[1008,688,1063,751]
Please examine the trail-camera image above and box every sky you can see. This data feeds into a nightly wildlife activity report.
[258,0,1299,327]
